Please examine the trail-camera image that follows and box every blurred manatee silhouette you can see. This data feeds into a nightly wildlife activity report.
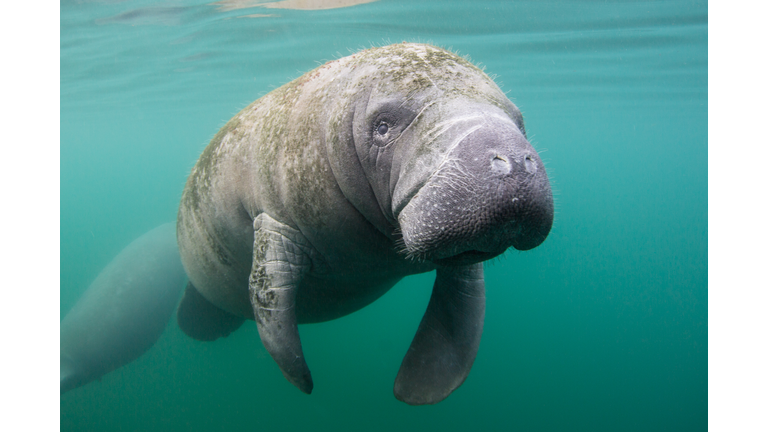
[60,223,187,394]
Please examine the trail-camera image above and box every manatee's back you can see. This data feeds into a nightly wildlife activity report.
[174,59,353,318]
[60,223,186,394]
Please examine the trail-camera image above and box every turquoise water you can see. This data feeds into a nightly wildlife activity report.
[60,1,707,431]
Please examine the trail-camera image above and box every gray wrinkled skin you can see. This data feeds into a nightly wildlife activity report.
[177,43,554,404]
[60,223,187,394]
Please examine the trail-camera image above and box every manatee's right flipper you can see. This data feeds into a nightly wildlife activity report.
[250,213,314,394]
[394,263,485,405]
[177,282,245,341]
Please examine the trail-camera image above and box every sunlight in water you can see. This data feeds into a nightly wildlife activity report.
[212,0,378,12]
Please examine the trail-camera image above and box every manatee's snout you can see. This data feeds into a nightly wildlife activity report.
[397,114,553,264]
[505,155,554,252]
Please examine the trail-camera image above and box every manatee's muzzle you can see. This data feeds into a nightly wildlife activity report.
[396,115,553,265]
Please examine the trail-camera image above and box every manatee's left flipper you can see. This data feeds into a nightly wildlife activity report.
[249,213,314,395]
[394,263,485,405]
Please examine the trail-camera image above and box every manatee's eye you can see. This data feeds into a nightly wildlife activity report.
[368,101,416,147]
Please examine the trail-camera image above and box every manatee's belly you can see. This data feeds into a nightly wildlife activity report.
[202,262,411,323]
[295,274,404,324]
[181,220,421,323]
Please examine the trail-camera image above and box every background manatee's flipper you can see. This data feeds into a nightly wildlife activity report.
[177,282,245,341]
[250,214,314,394]
[394,263,485,405]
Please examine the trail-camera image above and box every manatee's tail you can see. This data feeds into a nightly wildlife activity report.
[177,282,245,341]
[60,355,82,395]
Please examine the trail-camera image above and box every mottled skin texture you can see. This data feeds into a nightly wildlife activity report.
[60,223,187,394]
[177,43,553,404]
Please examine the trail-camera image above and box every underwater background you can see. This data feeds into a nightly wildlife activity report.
[60,0,707,431]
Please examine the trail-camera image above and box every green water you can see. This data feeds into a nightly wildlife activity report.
[60,0,707,430]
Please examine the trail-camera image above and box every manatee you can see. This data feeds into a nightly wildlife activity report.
[176,43,554,405]
[60,223,187,394]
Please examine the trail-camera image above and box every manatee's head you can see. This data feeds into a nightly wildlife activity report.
[327,43,553,265]
[393,106,553,265]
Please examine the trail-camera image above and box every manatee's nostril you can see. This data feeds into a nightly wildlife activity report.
[491,155,511,174]
[524,154,537,174]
